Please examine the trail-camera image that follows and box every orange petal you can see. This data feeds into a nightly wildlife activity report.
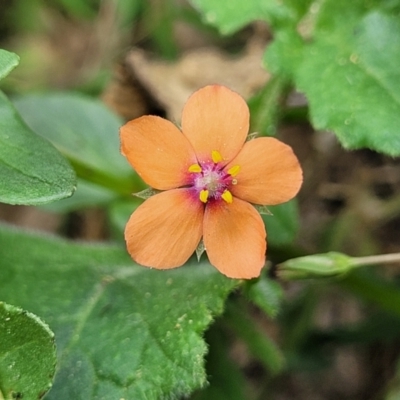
[203,198,266,279]
[125,189,204,269]
[227,137,303,205]
[181,85,249,164]
[120,116,197,190]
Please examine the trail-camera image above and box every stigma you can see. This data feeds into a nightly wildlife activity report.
[188,151,240,204]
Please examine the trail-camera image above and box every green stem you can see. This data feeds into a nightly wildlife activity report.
[352,253,400,267]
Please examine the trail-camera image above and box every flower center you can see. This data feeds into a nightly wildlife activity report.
[188,150,240,204]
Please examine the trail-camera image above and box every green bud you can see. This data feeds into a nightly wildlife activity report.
[276,252,355,281]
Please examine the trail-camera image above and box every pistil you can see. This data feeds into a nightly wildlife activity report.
[188,150,240,204]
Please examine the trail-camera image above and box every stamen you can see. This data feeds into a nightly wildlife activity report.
[228,165,240,176]
[199,189,209,203]
[221,190,233,204]
[211,150,223,164]
[188,164,202,173]
[232,179,238,185]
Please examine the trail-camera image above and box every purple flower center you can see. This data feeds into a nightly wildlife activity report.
[188,151,239,204]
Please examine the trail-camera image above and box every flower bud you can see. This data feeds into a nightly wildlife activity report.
[276,252,354,280]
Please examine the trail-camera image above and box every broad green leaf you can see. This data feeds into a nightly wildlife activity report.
[263,199,299,247]
[0,302,56,400]
[0,224,237,399]
[0,50,19,81]
[265,1,400,155]
[189,0,313,34]
[189,0,268,34]
[13,93,137,195]
[189,0,293,34]
[354,11,400,107]
[0,91,76,205]
[265,28,304,77]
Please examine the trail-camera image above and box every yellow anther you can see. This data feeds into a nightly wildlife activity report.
[199,189,209,203]
[221,190,233,204]
[188,164,202,173]
[228,165,240,177]
[211,150,223,164]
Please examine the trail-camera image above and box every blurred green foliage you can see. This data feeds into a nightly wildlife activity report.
[1,0,400,399]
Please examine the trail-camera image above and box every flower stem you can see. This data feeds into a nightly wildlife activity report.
[351,253,400,267]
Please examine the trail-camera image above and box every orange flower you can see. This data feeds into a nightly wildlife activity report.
[120,85,303,279]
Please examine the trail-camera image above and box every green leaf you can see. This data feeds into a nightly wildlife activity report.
[340,271,400,318]
[263,199,299,247]
[285,0,315,20]
[189,0,267,34]
[0,50,19,81]
[42,179,118,213]
[133,187,161,200]
[0,302,56,400]
[245,276,283,317]
[264,28,304,77]
[354,11,400,108]
[191,325,249,400]
[0,224,237,399]
[189,0,314,34]
[13,93,137,195]
[224,299,285,375]
[254,204,273,215]
[0,91,76,205]
[265,1,400,155]
[189,0,293,34]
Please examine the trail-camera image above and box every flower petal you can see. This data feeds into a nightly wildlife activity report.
[227,137,303,205]
[125,189,204,269]
[120,116,197,190]
[181,85,249,164]
[203,198,266,279]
